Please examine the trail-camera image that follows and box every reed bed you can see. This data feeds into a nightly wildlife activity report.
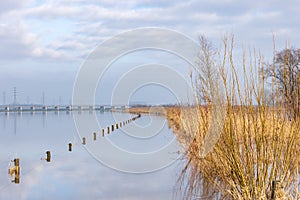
[170,36,300,199]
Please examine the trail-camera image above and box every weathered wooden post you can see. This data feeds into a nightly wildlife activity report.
[9,158,20,184]
[120,122,122,127]
[107,126,110,134]
[46,151,51,162]
[14,158,19,167]
[68,143,72,151]
[14,174,20,184]
[271,180,277,199]
[116,123,119,129]
[93,132,97,141]
[102,129,105,137]
[111,124,114,132]
[82,137,86,145]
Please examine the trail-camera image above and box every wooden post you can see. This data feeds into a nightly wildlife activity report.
[120,122,122,127]
[82,137,86,145]
[13,158,20,184]
[107,126,110,134]
[116,123,119,129]
[46,151,51,162]
[111,124,114,132]
[14,174,20,184]
[14,158,20,176]
[93,132,97,141]
[14,158,19,167]
[102,129,105,137]
[271,180,276,199]
[68,143,72,151]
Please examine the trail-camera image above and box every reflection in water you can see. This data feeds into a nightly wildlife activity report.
[175,143,219,200]
[14,112,17,135]
[42,111,47,128]
[3,112,7,130]
[0,111,183,200]
[4,112,25,135]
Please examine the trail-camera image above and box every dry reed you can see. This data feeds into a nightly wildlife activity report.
[170,35,300,199]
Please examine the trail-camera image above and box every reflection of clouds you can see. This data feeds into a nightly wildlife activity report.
[0,162,44,200]
[1,152,179,199]
[85,116,181,173]
[107,116,178,154]
[0,112,182,199]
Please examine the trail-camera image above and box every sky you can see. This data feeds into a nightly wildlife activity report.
[0,0,299,105]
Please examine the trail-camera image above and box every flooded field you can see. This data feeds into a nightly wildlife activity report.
[0,111,184,200]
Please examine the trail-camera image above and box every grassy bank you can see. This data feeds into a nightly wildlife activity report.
[168,106,300,199]
[169,36,300,199]
[125,104,300,199]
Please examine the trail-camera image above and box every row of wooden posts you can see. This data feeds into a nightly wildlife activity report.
[81,114,141,146]
[8,113,141,184]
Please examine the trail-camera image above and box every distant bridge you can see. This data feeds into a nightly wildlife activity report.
[0,105,130,113]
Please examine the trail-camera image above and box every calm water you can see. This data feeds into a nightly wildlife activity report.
[0,111,184,200]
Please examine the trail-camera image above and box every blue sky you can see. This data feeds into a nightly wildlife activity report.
[0,0,299,105]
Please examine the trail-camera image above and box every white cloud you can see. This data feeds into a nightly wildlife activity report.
[0,0,299,64]
[0,0,32,15]
[0,22,65,60]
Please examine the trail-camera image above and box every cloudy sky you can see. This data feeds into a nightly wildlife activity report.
[0,0,299,105]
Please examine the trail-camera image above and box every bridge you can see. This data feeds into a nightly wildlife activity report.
[0,104,130,113]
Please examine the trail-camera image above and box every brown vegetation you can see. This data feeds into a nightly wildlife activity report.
[125,36,300,199]
[169,36,300,199]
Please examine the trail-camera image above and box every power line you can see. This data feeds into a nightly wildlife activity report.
[42,92,45,105]
[13,87,17,105]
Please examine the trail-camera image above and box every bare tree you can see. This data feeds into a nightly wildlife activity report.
[266,48,300,119]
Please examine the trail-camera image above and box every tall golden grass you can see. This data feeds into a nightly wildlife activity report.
[170,35,300,199]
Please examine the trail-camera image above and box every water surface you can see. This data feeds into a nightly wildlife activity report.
[0,111,183,200]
